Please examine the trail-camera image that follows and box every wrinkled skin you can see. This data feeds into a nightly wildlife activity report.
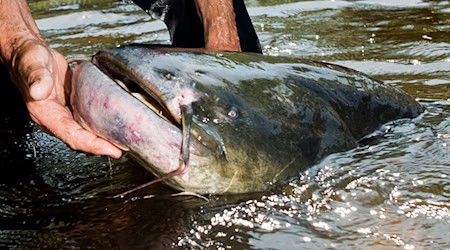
[0,0,122,158]
[71,45,423,194]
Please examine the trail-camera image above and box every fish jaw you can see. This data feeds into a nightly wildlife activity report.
[70,61,231,194]
[71,61,184,176]
[92,48,201,124]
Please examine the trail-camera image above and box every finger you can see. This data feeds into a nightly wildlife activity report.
[62,122,123,159]
[58,117,123,159]
[28,101,122,158]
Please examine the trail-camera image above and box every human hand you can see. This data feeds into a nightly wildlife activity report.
[8,39,122,159]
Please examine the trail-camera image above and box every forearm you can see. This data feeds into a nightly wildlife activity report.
[194,0,241,51]
[0,0,44,64]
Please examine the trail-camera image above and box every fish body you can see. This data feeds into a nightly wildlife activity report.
[71,45,423,194]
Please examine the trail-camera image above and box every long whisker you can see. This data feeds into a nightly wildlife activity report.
[180,103,193,170]
[113,104,194,198]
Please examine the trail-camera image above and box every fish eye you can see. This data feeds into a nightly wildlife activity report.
[156,69,174,80]
[164,72,173,80]
[227,107,239,119]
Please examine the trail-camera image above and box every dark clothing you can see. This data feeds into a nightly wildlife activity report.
[131,0,262,53]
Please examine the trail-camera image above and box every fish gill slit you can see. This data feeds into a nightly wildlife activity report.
[273,157,297,181]
[223,170,238,193]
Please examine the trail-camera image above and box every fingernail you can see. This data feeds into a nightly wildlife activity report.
[106,147,122,159]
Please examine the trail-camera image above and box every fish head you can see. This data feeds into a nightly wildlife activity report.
[72,44,424,194]
[73,45,283,194]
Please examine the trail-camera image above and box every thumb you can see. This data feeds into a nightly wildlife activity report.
[27,67,54,101]
[11,39,56,101]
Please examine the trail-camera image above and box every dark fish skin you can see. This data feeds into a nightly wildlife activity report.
[71,45,423,194]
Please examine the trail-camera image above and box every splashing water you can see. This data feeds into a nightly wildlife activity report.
[0,0,449,248]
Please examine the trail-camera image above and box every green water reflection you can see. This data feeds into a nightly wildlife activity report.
[0,0,448,249]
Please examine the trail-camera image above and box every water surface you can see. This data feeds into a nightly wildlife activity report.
[0,0,449,248]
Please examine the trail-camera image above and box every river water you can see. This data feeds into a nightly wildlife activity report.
[0,0,449,249]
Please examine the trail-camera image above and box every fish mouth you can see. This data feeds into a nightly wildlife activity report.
[89,50,222,160]
[91,52,180,127]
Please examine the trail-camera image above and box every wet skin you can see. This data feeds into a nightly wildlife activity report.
[71,45,423,194]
